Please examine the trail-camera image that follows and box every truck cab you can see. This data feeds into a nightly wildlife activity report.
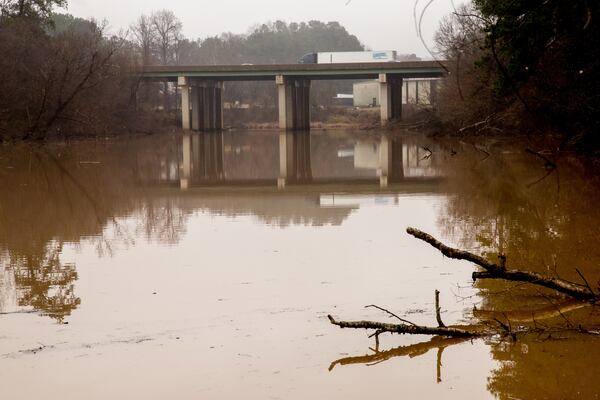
[298,52,318,64]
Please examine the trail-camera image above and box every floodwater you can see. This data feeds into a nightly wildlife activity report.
[1,129,599,399]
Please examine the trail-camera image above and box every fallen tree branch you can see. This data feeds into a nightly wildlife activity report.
[406,227,598,301]
[327,315,482,338]
[327,228,599,360]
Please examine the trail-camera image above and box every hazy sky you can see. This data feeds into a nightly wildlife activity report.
[64,0,457,58]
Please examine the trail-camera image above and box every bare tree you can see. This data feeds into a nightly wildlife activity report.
[130,14,155,66]
[150,10,182,65]
[432,4,499,130]
[149,10,182,112]
[0,18,132,139]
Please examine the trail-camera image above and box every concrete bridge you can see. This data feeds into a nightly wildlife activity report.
[141,61,446,131]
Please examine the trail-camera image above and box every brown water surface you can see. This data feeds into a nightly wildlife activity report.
[1,130,599,399]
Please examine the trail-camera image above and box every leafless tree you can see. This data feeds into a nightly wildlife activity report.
[150,9,182,66]
[130,14,155,66]
[149,10,182,112]
[432,4,500,130]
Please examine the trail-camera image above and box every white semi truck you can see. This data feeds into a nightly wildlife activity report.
[298,50,397,64]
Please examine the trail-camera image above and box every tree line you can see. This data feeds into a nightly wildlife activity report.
[130,13,365,66]
[2,0,597,145]
[0,1,368,140]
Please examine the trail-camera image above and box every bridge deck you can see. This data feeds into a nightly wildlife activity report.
[141,61,446,81]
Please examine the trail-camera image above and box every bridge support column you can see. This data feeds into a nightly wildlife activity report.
[379,74,403,125]
[277,75,311,131]
[190,86,203,131]
[178,77,191,130]
[187,80,223,132]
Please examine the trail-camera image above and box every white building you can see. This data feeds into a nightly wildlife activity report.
[352,79,438,107]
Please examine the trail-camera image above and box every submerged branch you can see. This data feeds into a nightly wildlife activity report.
[473,299,592,323]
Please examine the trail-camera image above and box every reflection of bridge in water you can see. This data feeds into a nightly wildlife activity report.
[176,131,443,190]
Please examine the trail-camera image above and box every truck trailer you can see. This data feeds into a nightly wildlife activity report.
[298,50,397,64]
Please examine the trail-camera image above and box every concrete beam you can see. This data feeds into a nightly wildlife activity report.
[142,61,447,81]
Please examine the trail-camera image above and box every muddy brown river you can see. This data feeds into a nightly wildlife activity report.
[1,130,599,399]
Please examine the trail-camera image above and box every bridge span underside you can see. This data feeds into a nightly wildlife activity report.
[141,62,446,131]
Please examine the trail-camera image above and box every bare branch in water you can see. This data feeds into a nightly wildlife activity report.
[435,290,446,328]
[406,227,598,301]
[365,304,418,326]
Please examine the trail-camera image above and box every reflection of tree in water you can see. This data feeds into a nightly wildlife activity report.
[135,201,189,245]
[487,332,600,400]
[435,139,600,399]
[9,241,80,322]
[0,137,190,320]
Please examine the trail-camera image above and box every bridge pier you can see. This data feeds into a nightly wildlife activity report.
[178,77,223,132]
[277,75,311,131]
[179,77,191,130]
[379,74,403,125]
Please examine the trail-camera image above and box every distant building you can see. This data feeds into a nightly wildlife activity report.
[332,94,354,106]
[353,81,380,107]
[352,79,438,107]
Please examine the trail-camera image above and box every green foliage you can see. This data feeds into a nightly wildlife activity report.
[169,20,365,108]
[176,20,364,65]
[473,0,600,135]
[50,12,97,36]
[0,0,67,23]
[436,0,599,142]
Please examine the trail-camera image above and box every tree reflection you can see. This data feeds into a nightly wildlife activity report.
[435,139,600,399]
[9,241,80,322]
[329,336,469,383]
[0,138,191,321]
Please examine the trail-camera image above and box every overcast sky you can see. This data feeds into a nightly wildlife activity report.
[64,0,458,58]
